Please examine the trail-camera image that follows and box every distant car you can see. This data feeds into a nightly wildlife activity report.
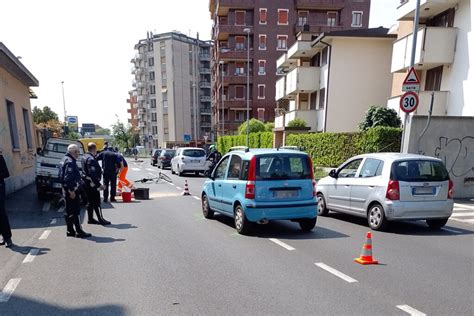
[157,149,176,169]
[316,153,454,230]
[201,148,318,234]
[151,149,163,166]
[171,147,208,176]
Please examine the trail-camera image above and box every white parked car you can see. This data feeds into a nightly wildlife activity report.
[171,147,209,176]
[316,153,454,230]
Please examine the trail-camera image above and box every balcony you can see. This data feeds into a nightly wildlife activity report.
[222,74,252,85]
[285,67,320,98]
[275,76,286,101]
[215,24,253,40]
[387,91,449,117]
[138,122,146,128]
[200,54,211,61]
[137,95,145,102]
[199,68,211,74]
[200,95,212,102]
[131,67,136,75]
[391,26,457,73]
[277,40,317,70]
[294,23,346,35]
[214,100,252,110]
[397,0,458,21]
[212,0,255,17]
[218,48,252,61]
[200,81,211,89]
[138,108,146,115]
[274,109,319,131]
[295,0,345,10]
[132,80,137,88]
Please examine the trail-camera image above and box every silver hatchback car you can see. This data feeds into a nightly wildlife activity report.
[316,153,454,230]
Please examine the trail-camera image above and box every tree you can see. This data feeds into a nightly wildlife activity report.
[32,106,59,124]
[94,128,111,135]
[264,122,274,132]
[111,119,131,149]
[287,118,307,128]
[358,106,401,131]
[66,131,81,140]
[238,119,265,135]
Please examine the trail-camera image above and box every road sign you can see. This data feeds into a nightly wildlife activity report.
[400,92,419,113]
[67,116,78,132]
[81,123,95,134]
[183,134,191,143]
[402,67,420,92]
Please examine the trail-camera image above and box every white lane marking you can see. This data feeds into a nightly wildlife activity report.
[50,218,57,225]
[192,196,201,201]
[454,203,474,210]
[57,206,65,213]
[169,182,175,186]
[146,168,154,172]
[451,211,474,217]
[176,186,182,190]
[148,172,155,176]
[449,218,474,224]
[314,263,358,283]
[442,227,463,234]
[269,238,295,251]
[23,248,40,263]
[42,202,50,212]
[0,278,21,303]
[39,230,51,240]
[131,168,140,171]
[396,304,426,316]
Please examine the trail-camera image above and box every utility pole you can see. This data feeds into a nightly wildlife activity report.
[220,60,225,137]
[244,28,251,147]
[61,81,67,123]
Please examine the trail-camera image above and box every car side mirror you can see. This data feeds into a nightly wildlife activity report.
[329,169,338,178]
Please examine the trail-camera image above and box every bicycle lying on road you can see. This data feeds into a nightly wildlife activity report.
[133,172,173,185]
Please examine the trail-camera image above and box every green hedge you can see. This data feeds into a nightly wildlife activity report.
[286,126,402,167]
[218,132,273,153]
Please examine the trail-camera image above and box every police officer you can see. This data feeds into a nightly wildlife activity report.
[82,143,111,226]
[98,146,120,203]
[206,145,222,162]
[0,150,13,247]
[59,144,91,238]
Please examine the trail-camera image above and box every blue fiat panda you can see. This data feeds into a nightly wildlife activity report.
[201,148,318,234]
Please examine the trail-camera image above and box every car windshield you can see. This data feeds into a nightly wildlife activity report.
[183,149,205,158]
[153,150,162,156]
[164,150,176,157]
[256,155,311,180]
[392,160,449,182]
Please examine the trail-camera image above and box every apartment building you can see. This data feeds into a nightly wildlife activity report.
[131,32,212,149]
[126,90,138,129]
[387,0,473,118]
[0,42,39,194]
[209,0,371,135]
[274,28,395,146]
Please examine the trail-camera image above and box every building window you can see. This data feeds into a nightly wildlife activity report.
[425,66,443,91]
[148,43,153,51]
[148,57,154,66]
[164,128,169,134]
[152,126,158,135]
[150,85,156,95]
[161,56,166,65]
[321,46,329,67]
[318,88,326,110]
[259,35,267,50]
[298,11,309,26]
[235,62,245,75]
[257,108,265,121]
[310,92,317,110]
[278,9,289,25]
[235,10,245,26]
[150,99,157,108]
[149,71,155,81]
[235,86,244,99]
[6,100,19,149]
[258,84,265,99]
[235,36,245,50]
[277,35,288,50]
[235,111,244,122]
[352,11,363,27]
[258,60,266,75]
[22,109,33,149]
[327,12,337,26]
[151,113,157,122]
[259,8,267,24]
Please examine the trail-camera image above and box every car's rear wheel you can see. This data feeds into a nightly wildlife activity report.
[201,194,214,219]
[367,203,388,231]
[195,171,200,176]
[178,166,183,177]
[317,193,329,216]
[426,218,448,229]
[171,165,175,174]
[234,205,251,235]
[299,217,317,231]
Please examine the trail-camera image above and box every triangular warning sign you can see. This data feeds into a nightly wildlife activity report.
[403,67,420,85]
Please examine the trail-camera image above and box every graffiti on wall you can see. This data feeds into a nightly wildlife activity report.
[434,136,474,179]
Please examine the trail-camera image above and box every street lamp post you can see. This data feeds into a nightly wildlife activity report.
[220,60,225,137]
[61,81,67,123]
[243,28,251,147]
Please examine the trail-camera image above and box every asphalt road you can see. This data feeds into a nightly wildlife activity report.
[0,159,472,315]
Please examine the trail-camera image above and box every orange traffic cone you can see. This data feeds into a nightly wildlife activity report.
[182,180,191,196]
[354,232,379,265]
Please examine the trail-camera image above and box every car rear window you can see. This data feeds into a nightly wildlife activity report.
[256,155,311,180]
[183,149,205,157]
[391,160,449,182]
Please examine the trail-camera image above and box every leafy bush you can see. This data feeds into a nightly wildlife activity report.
[238,119,265,135]
[358,106,401,131]
[264,122,274,132]
[287,118,307,128]
[218,132,273,153]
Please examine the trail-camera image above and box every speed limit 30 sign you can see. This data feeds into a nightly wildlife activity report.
[400,91,419,113]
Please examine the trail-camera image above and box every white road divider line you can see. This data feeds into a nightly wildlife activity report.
[176,186,182,190]
[192,196,201,201]
[50,218,57,225]
[148,172,155,176]
[451,211,474,217]
[169,183,175,186]
[314,263,358,283]
[23,249,40,263]
[39,230,51,240]
[42,202,50,212]
[131,168,140,171]
[450,217,474,224]
[396,304,426,316]
[146,168,154,171]
[0,278,21,303]
[454,203,474,210]
[442,227,463,234]
[269,238,295,251]
[57,206,65,213]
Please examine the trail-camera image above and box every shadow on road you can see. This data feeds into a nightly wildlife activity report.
[7,245,51,256]
[85,236,126,243]
[106,223,138,230]
[0,295,126,315]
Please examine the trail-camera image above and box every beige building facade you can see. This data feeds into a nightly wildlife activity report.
[0,43,39,194]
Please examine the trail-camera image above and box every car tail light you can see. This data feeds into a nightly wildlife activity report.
[245,156,257,199]
[308,156,317,197]
[386,180,400,200]
[448,180,454,199]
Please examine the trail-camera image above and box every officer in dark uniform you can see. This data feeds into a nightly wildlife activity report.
[0,150,13,247]
[59,144,91,238]
[82,143,111,226]
[97,146,119,203]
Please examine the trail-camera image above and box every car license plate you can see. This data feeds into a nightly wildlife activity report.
[412,187,435,195]
[192,160,200,163]
[274,190,298,198]
[53,182,62,189]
